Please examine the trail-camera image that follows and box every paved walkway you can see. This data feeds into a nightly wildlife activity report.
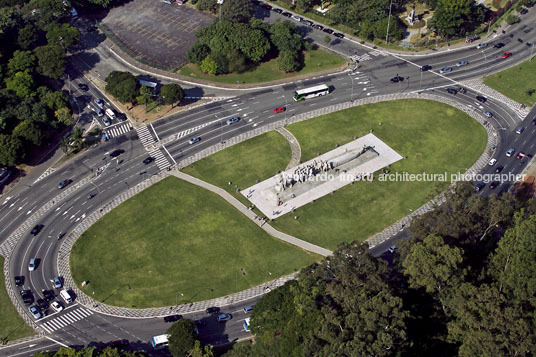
[172,171,332,257]
[275,128,301,170]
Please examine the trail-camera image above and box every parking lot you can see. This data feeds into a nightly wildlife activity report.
[100,0,214,70]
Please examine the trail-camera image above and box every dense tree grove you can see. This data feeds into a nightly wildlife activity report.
[187,18,306,74]
[225,182,536,356]
[0,0,80,166]
[34,346,146,356]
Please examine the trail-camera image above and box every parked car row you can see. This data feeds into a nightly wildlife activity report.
[258,2,344,38]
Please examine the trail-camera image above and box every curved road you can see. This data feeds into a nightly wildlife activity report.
[2,7,536,356]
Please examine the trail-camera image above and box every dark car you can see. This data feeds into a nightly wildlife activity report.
[30,224,43,236]
[333,32,345,38]
[323,28,334,34]
[164,314,182,323]
[110,149,124,158]
[302,20,314,26]
[476,95,487,103]
[261,3,271,10]
[493,42,505,48]
[272,8,283,13]
[390,75,404,83]
[281,11,292,17]
[495,166,504,173]
[14,275,24,286]
[78,83,89,91]
[206,306,220,314]
[489,181,499,189]
[475,183,485,192]
[57,179,72,189]
[37,298,48,310]
[42,289,55,301]
[111,340,129,348]
[143,157,154,164]
[420,65,432,71]
[520,8,528,14]
[20,290,33,304]
[314,24,324,30]
[447,88,458,95]
[532,118,536,125]
[0,166,12,185]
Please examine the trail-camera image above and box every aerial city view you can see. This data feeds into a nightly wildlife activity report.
[1,0,536,355]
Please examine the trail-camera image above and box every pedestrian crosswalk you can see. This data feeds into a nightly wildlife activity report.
[136,125,156,150]
[350,50,388,63]
[103,122,133,139]
[39,307,93,333]
[150,148,171,171]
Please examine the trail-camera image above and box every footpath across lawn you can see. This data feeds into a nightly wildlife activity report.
[484,58,536,106]
[185,99,487,250]
[0,257,35,342]
[178,48,346,84]
[70,176,318,308]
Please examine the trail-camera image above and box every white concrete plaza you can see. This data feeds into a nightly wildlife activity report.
[242,133,403,219]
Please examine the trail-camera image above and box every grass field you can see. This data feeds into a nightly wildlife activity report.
[183,131,291,201]
[484,58,536,106]
[184,99,487,250]
[70,176,318,308]
[0,257,35,342]
[178,48,346,84]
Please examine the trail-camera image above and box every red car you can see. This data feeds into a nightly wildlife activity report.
[501,52,512,59]
[273,106,285,114]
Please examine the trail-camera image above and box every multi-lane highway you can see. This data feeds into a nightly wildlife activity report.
[1,5,536,355]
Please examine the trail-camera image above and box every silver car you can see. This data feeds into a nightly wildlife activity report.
[456,60,469,67]
[439,67,453,74]
[476,43,487,49]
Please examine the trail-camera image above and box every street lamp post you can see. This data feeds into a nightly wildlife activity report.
[216,115,223,144]
[531,43,535,60]
[385,0,393,43]
[283,95,288,124]
[482,50,487,62]
[348,73,354,102]
[419,70,423,90]
[176,292,184,306]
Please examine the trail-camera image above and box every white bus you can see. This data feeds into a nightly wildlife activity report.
[293,84,330,101]
[151,334,170,350]
[243,317,251,332]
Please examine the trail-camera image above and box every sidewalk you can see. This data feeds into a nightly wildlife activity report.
[172,171,332,257]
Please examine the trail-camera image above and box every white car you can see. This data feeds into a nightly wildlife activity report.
[488,158,497,166]
[50,301,64,312]
[188,136,201,144]
[291,15,302,21]
[439,67,452,74]
[476,43,487,49]
[483,111,493,118]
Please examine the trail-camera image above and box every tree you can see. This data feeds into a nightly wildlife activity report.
[187,43,210,64]
[188,340,214,357]
[200,54,218,75]
[13,120,42,145]
[277,50,300,72]
[0,134,24,166]
[46,24,80,50]
[105,71,137,103]
[270,21,303,52]
[5,71,35,98]
[227,49,247,73]
[237,29,270,62]
[139,85,153,112]
[448,283,536,357]
[17,23,39,50]
[166,319,198,357]
[197,0,217,12]
[403,234,466,308]
[8,50,36,74]
[55,107,72,126]
[430,0,485,37]
[506,14,520,25]
[160,83,184,107]
[40,87,68,111]
[221,0,252,23]
[34,44,66,79]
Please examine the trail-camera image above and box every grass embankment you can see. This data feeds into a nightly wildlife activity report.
[70,176,318,308]
[0,257,35,342]
[185,99,487,250]
[484,58,536,106]
[178,48,346,84]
